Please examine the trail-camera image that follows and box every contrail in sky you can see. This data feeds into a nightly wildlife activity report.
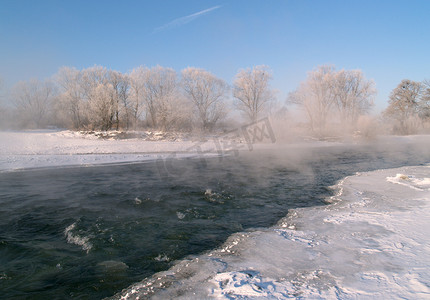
[153,5,222,34]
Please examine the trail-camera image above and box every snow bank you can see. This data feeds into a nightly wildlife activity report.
[0,130,224,171]
[113,164,430,299]
[386,173,430,191]
[0,129,344,172]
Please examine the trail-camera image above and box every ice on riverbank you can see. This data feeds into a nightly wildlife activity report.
[113,164,430,299]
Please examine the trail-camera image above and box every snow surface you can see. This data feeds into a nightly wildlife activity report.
[0,129,344,172]
[0,130,226,172]
[114,164,430,299]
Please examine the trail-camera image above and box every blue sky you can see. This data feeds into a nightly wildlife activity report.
[1,0,429,111]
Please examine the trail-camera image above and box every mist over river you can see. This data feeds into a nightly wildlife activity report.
[1,140,429,299]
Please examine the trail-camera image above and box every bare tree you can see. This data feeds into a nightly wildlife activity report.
[288,65,336,135]
[88,83,115,131]
[108,70,129,130]
[289,66,376,136]
[57,66,131,131]
[81,66,113,130]
[128,66,147,129]
[11,79,56,128]
[233,65,274,122]
[143,66,178,129]
[384,79,424,134]
[181,67,227,131]
[0,77,11,129]
[333,69,376,127]
[55,66,87,129]
[421,79,430,120]
[118,73,132,130]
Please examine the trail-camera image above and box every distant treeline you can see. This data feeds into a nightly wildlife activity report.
[1,64,429,137]
[1,65,275,132]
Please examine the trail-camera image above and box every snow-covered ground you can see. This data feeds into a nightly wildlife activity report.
[115,164,430,299]
[0,130,229,171]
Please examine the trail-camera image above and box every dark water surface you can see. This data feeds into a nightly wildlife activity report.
[1,141,429,299]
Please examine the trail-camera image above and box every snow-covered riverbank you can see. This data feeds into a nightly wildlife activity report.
[0,130,223,171]
[2,129,430,173]
[115,164,430,299]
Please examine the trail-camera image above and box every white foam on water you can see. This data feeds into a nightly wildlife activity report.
[64,223,93,253]
[113,164,430,299]
[154,254,170,262]
[204,188,226,204]
[176,211,186,220]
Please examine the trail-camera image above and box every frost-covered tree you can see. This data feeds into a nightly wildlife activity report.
[233,65,275,122]
[80,66,114,130]
[128,66,147,129]
[384,79,424,134]
[288,65,337,135]
[0,77,12,129]
[143,66,178,129]
[108,70,129,130]
[181,67,227,131]
[333,69,376,127]
[118,73,132,130]
[289,66,376,136]
[55,65,188,131]
[88,83,115,131]
[11,79,56,128]
[55,66,87,128]
[421,79,430,120]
